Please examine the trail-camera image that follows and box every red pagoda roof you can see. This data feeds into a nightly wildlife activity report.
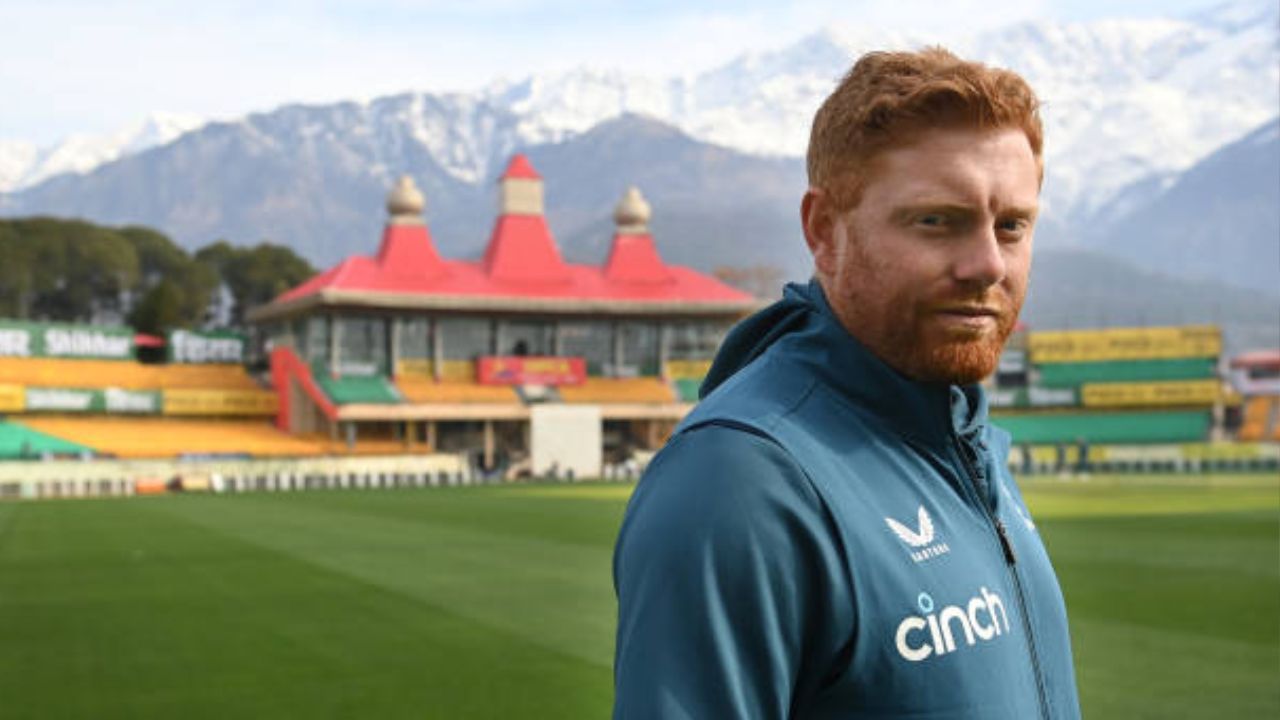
[277,253,747,305]
[272,157,752,310]
[501,154,541,180]
[374,222,447,280]
[603,233,673,285]
[481,215,571,284]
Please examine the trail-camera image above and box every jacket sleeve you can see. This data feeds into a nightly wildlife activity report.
[613,423,855,719]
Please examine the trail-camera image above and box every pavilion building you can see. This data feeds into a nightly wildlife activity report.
[248,155,758,475]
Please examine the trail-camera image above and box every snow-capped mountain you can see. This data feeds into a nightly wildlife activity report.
[1,0,1275,252]
[475,0,1278,226]
[0,112,204,192]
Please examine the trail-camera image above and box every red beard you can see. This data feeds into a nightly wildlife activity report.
[887,290,1021,384]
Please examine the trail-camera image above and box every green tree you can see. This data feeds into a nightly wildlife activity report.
[128,279,187,335]
[119,226,189,282]
[0,223,34,317]
[119,226,218,328]
[12,218,138,322]
[197,240,315,325]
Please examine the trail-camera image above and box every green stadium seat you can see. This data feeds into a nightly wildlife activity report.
[1036,358,1217,388]
[673,378,701,403]
[994,410,1212,444]
[0,420,95,459]
[317,375,401,405]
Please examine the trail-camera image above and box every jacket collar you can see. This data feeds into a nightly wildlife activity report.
[704,278,991,452]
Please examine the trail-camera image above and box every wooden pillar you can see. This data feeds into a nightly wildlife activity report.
[483,420,494,470]
[611,321,623,376]
[427,421,437,451]
[431,318,443,382]
[328,314,339,371]
[389,316,400,378]
[658,322,670,379]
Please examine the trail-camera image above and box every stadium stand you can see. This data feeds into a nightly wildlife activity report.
[317,375,402,405]
[0,357,261,391]
[16,416,329,458]
[396,377,521,404]
[1035,357,1217,387]
[558,378,676,404]
[1229,351,1280,442]
[1239,396,1273,441]
[673,378,702,403]
[989,325,1224,450]
[0,420,93,459]
[994,410,1213,444]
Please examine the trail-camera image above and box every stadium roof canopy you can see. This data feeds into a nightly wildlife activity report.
[1230,350,1280,371]
[249,155,756,322]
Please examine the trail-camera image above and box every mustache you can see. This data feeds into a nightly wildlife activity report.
[926,294,1013,316]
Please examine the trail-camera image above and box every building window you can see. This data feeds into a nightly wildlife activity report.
[560,321,613,374]
[668,321,729,361]
[398,317,432,359]
[438,317,493,361]
[619,322,660,376]
[501,320,554,356]
[337,315,387,375]
[304,316,329,366]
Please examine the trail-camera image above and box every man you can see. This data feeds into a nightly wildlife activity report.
[613,47,1081,719]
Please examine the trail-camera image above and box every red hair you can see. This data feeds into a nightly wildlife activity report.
[807,47,1043,209]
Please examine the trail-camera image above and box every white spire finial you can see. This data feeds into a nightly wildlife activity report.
[614,186,651,233]
[387,175,425,222]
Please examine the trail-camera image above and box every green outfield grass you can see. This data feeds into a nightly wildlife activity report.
[0,474,1276,719]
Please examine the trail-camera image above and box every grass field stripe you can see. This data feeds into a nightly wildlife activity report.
[145,493,619,668]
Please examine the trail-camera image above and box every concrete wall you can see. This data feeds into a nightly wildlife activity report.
[531,405,601,479]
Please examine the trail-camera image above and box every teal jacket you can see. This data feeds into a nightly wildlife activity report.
[613,280,1080,719]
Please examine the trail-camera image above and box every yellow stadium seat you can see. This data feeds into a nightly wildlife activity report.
[396,377,519,404]
[17,416,328,458]
[0,357,260,392]
[1239,396,1276,441]
[558,377,676,404]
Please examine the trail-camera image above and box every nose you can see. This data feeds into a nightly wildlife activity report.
[952,225,1006,289]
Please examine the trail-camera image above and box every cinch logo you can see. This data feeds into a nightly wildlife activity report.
[885,505,951,562]
[895,587,1011,662]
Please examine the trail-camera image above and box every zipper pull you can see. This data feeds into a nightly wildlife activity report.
[995,519,1018,565]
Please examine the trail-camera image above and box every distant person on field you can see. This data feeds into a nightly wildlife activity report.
[614,47,1081,718]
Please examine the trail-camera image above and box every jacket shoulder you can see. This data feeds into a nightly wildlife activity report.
[680,349,816,438]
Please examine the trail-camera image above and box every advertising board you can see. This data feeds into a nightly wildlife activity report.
[0,320,134,359]
[168,330,246,364]
[163,389,278,416]
[477,357,586,386]
[663,359,713,380]
[1080,379,1221,408]
[1030,325,1220,364]
[22,387,161,414]
[0,384,24,412]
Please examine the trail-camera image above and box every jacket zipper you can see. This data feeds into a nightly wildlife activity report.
[951,434,1052,720]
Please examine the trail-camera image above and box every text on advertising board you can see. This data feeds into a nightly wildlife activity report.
[477,357,586,386]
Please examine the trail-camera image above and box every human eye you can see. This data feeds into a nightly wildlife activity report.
[996,216,1031,241]
[914,212,951,229]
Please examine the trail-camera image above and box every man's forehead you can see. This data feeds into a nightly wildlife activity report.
[859,127,1041,207]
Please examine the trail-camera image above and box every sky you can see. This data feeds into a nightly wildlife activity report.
[0,0,1228,146]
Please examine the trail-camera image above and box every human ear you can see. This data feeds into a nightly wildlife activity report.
[801,188,837,279]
